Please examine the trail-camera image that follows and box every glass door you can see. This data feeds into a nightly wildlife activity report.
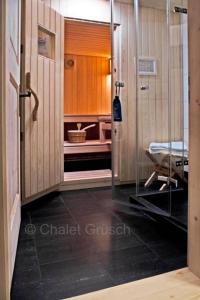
[134,0,188,224]
[169,0,188,226]
[135,0,171,207]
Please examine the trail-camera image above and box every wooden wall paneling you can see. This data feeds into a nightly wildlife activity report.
[101,56,110,113]
[50,7,56,32]
[155,9,162,142]
[97,56,103,113]
[24,0,32,198]
[65,21,111,58]
[127,3,136,180]
[134,6,184,182]
[43,58,50,189]
[64,54,111,115]
[60,15,64,179]
[44,1,50,28]
[113,15,121,178]
[188,0,200,278]
[64,55,74,114]
[98,57,103,114]
[64,19,111,116]
[49,61,55,186]
[148,8,156,150]
[38,0,44,26]
[119,3,129,182]
[37,56,44,192]
[30,0,38,196]
[55,11,61,184]
[78,56,87,114]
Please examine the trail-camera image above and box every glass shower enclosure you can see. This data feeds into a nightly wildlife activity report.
[133,0,188,229]
[112,0,188,231]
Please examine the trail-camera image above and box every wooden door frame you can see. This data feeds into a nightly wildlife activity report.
[188,0,200,278]
[0,0,12,299]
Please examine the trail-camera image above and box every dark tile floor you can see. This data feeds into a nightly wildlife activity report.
[11,186,187,300]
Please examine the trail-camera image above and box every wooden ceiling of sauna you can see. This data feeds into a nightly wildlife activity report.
[64,20,111,58]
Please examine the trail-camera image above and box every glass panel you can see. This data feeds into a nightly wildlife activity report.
[169,0,188,226]
[38,26,55,59]
[111,0,188,228]
[135,0,171,211]
[134,0,188,224]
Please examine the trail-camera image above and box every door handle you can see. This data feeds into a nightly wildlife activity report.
[26,72,39,121]
[140,85,149,91]
[19,90,32,98]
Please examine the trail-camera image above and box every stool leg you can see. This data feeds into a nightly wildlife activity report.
[144,171,157,188]
[160,183,167,191]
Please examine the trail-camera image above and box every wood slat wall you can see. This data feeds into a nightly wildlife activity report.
[22,0,64,201]
[136,7,183,180]
[64,20,111,115]
[65,21,111,58]
[115,3,184,182]
[64,54,111,115]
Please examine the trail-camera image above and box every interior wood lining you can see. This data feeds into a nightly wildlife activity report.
[64,20,111,116]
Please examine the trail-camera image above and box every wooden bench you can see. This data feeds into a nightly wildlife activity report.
[64,115,112,154]
[64,140,111,155]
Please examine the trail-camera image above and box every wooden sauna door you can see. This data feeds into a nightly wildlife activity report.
[21,0,64,204]
[5,0,21,286]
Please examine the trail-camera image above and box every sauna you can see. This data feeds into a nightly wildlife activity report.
[63,19,112,182]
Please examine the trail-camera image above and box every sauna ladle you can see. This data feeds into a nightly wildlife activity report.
[81,124,96,131]
[77,123,82,131]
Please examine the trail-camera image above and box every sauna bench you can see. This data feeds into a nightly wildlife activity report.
[64,140,111,155]
[64,114,111,123]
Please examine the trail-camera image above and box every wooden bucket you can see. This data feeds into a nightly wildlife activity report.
[68,130,86,143]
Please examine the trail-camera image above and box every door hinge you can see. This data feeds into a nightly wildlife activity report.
[21,44,24,54]
[20,132,24,142]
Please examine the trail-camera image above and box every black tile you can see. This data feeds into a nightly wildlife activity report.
[99,245,162,284]
[40,256,108,285]
[14,239,38,270]
[37,234,101,265]
[33,217,79,246]
[11,238,41,289]
[88,187,112,200]
[12,262,41,288]
[30,195,70,219]
[42,272,114,300]
[99,245,156,268]
[11,281,45,300]
[163,255,187,270]
[61,189,91,201]
[12,187,187,300]
[19,211,33,241]
[112,258,168,285]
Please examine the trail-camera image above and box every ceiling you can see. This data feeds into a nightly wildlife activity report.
[64,20,111,58]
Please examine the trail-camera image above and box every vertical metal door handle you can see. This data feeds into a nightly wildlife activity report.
[26,72,39,121]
